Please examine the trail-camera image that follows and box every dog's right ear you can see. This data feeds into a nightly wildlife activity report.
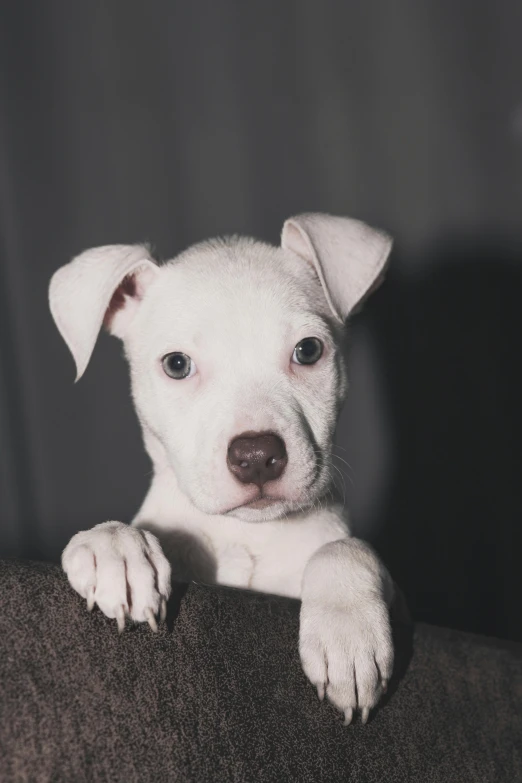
[49,244,158,381]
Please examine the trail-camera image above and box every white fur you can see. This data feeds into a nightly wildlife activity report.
[51,213,394,723]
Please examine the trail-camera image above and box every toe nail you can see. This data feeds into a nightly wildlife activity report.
[160,597,167,623]
[343,708,353,726]
[145,608,158,633]
[316,684,325,701]
[116,606,126,634]
[361,707,370,724]
[86,586,95,612]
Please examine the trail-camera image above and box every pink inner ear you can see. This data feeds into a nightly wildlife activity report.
[103,274,138,329]
[283,222,314,264]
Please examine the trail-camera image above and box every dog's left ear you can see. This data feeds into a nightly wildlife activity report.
[49,244,158,380]
[281,213,393,322]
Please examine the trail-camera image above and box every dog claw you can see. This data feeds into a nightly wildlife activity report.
[361,707,370,725]
[316,683,325,701]
[343,708,353,726]
[160,597,167,623]
[145,608,158,632]
[116,606,126,634]
[86,586,95,612]
[381,679,388,693]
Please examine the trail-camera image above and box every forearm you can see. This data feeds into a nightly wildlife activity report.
[301,537,395,607]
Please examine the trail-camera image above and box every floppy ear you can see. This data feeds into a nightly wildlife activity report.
[281,213,393,322]
[49,244,158,381]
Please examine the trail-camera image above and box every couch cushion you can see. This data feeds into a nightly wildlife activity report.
[0,559,521,782]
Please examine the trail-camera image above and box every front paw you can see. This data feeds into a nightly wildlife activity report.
[299,597,393,724]
[62,521,171,632]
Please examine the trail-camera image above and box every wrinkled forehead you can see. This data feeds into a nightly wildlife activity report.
[137,238,334,350]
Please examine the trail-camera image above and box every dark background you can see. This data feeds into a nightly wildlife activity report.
[1,1,521,641]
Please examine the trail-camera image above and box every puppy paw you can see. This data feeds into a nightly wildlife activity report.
[299,597,393,724]
[62,521,171,632]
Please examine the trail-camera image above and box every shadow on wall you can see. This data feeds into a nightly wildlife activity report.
[365,237,522,643]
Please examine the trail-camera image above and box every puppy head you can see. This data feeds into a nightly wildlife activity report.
[50,214,392,521]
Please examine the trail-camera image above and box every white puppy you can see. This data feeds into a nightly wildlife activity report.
[50,213,395,725]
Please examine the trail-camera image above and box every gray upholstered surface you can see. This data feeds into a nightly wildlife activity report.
[1,559,521,782]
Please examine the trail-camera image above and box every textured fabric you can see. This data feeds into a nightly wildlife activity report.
[1,560,521,782]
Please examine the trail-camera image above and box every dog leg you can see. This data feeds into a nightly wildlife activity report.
[299,537,394,724]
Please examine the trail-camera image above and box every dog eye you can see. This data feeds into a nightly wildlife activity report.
[162,352,196,379]
[292,337,323,365]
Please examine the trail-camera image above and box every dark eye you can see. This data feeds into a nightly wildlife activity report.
[292,337,324,365]
[162,352,196,379]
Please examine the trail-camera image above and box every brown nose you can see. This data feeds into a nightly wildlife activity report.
[227,432,287,488]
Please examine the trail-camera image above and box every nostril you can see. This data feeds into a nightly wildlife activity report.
[227,432,287,486]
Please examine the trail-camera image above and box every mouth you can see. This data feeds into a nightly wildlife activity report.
[242,496,279,510]
[222,492,284,515]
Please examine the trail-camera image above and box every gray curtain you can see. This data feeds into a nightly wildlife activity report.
[1,1,521,639]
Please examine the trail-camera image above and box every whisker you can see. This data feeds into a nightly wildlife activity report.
[330,460,354,489]
[331,453,355,475]
[329,464,347,505]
